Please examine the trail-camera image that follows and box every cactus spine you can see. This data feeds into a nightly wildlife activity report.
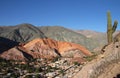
[107,11,118,44]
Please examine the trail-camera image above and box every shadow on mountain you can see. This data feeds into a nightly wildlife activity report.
[0,37,19,54]
[16,47,33,61]
[54,48,61,57]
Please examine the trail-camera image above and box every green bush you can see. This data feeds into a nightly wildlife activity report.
[74,62,80,66]
[58,69,65,76]
[84,54,97,61]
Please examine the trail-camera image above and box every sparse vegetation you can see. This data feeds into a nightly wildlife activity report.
[0,57,85,78]
[0,58,46,77]
[58,69,65,76]
[52,56,60,62]
[74,62,80,66]
[84,54,97,61]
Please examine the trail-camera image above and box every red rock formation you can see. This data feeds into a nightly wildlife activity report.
[24,38,92,57]
[0,47,27,61]
[18,46,57,59]
[0,38,92,62]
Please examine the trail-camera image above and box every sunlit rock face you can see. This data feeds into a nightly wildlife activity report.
[0,38,92,62]
[73,41,120,78]
[24,38,92,57]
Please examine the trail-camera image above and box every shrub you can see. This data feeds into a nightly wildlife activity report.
[74,62,80,66]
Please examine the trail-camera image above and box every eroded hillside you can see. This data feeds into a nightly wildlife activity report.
[0,38,92,62]
[73,33,120,78]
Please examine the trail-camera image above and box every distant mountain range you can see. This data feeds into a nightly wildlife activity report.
[39,26,107,51]
[0,23,111,51]
[76,30,107,51]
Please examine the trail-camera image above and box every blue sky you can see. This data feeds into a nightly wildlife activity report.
[0,0,120,32]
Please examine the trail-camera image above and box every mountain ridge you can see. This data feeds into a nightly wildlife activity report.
[39,26,107,51]
[0,23,46,43]
[0,23,109,51]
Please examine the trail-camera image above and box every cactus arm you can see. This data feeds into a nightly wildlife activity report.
[112,20,118,33]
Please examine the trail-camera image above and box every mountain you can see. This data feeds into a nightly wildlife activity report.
[39,26,95,50]
[24,38,92,56]
[76,30,106,41]
[0,24,108,51]
[73,33,120,78]
[76,30,107,52]
[0,23,46,43]
[0,38,92,62]
[39,26,108,51]
[0,47,29,61]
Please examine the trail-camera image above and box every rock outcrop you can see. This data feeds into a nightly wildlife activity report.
[0,47,27,61]
[73,41,120,78]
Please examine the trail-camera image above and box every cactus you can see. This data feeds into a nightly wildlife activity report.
[107,11,118,44]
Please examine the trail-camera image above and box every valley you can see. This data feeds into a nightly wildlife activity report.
[0,23,120,78]
[1,0,120,78]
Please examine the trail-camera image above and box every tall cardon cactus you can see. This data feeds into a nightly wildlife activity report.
[107,11,118,44]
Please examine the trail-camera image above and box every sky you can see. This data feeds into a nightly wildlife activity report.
[0,0,120,32]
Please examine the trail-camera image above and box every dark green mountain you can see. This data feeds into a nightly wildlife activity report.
[0,23,46,43]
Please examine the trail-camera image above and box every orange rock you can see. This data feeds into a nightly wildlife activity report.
[0,38,92,61]
[0,47,27,61]
[24,38,92,57]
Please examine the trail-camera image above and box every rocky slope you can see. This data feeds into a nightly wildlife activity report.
[76,30,107,52]
[73,34,120,78]
[24,38,92,56]
[23,38,92,63]
[0,23,46,43]
[39,26,88,45]
[0,47,28,61]
[0,38,92,62]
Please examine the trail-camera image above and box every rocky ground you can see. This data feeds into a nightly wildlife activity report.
[0,56,89,78]
[0,36,93,78]
[73,41,120,78]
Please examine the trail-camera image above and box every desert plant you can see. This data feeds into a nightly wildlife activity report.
[107,11,118,44]
[58,69,65,76]
[84,54,97,61]
[74,62,80,66]
[51,56,60,62]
